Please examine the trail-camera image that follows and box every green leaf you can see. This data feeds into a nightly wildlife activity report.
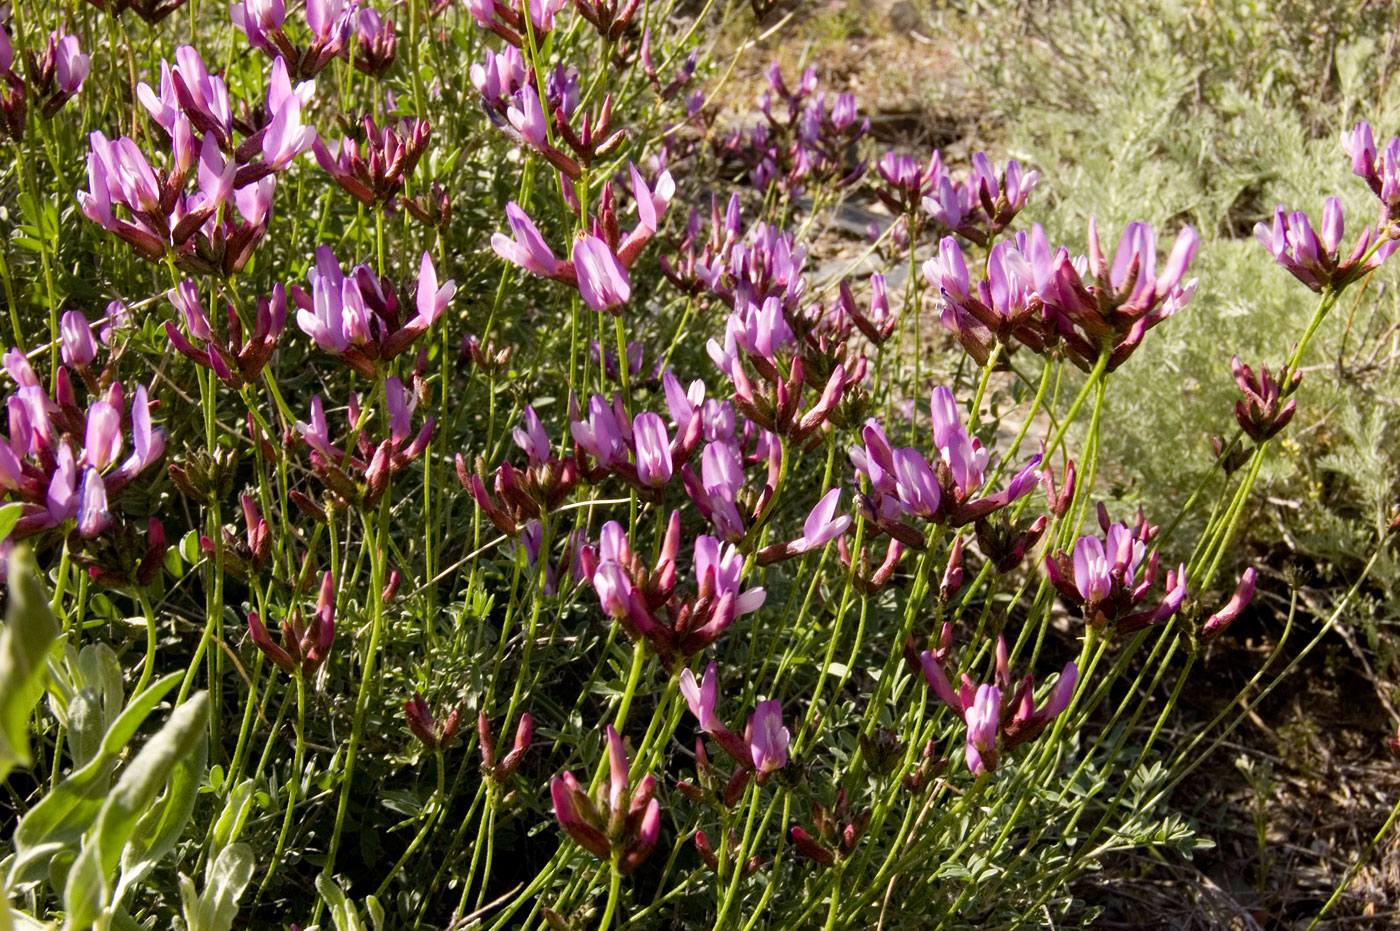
[92,693,209,879]
[0,546,61,784]
[61,694,208,930]
[210,779,256,852]
[315,875,369,931]
[119,720,208,884]
[0,502,21,543]
[189,844,254,931]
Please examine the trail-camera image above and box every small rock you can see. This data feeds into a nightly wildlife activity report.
[889,1,921,34]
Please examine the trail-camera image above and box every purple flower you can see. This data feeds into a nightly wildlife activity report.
[261,92,317,170]
[76,468,110,537]
[1046,517,1187,634]
[795,488,851,551]
[550,724,660,875]
[964,684,1001,776]
[507,85,548,149]
[632,412,673,488]
[1201,567,1257,642]
[513,406,551,467]
[84,399,123,471]
[1342,120,1400,216]
[891,448,940,520]
[571,394,629,469]
[679,661,720,731]
[694,535,765,616]
[491,202,561,278]
[414,251,455,326]
[746,699,789,776]
[60,311,97,368]
[55,35,89,96]
[573,235,631,312]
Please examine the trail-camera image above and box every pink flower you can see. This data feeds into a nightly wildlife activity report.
[746,699,789,775]
[632,412,673,488]
[964,684,1001,776]
[491,202,561,278]
[573,235,631,312]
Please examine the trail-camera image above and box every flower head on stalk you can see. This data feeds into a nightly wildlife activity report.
[467,0,568,47]
[920,635,1077,775]
[588,522,764,666]
[27,31,90,118]
[460,408,579,538]
[83,51,311,276]
[848,389,1040,541]
[1,370,166,545]
[718,62,867,199]
[292,382,434,516]
[925,229,1056,364]
[293,247,453,376]
[919,152,1039,246]
[165,280,287,389]
[313,115,431,208]
[679,660,759,770]
[1254,198,1397,293]
[550,725,660,874]
[1232,355,1301,442]
[1044,509,1187,634]
[791,788,873,867]
[1034,219,1199,373]
[1342,120,1400,224]
[201,493,271,581]
[232,0,356,78]
[478,712,533,783]
[490,164,673,312]
[567,391,701,496]
[405,692,461,750]
[247,571,336,678]
[353,8,397,77]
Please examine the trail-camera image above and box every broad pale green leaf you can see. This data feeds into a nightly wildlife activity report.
[190,844,253,931]
[210,779,256,853]
[0,502,21,542]
[12,671,183,879]
[92,693,209,880]
[315,875,368,931]
[117,724,208,890]
[0,546,61,784]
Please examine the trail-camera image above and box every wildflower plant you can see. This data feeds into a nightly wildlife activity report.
[0,3,1394,931]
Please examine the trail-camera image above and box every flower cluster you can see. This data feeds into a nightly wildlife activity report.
[717,63,868,197]
[679,661,790,787]
[232,0,363,79]
[82,51,314,275]
[290,379,434,517]
[550,725,660,873]
[584,518,765,666]
[1231,355,1300,442]
[927,219,1199,373]
[491,163,674,313]
[166,280,286,390]
[850,386,1041,545]
[1044,509,1187,634]
[0,28,89,131]
[1,351,165,545]
[921,635,1077,775]
[461,407,580,538]
[247,571,336,678]
[314,114,430,208]
[293,247,454,377]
